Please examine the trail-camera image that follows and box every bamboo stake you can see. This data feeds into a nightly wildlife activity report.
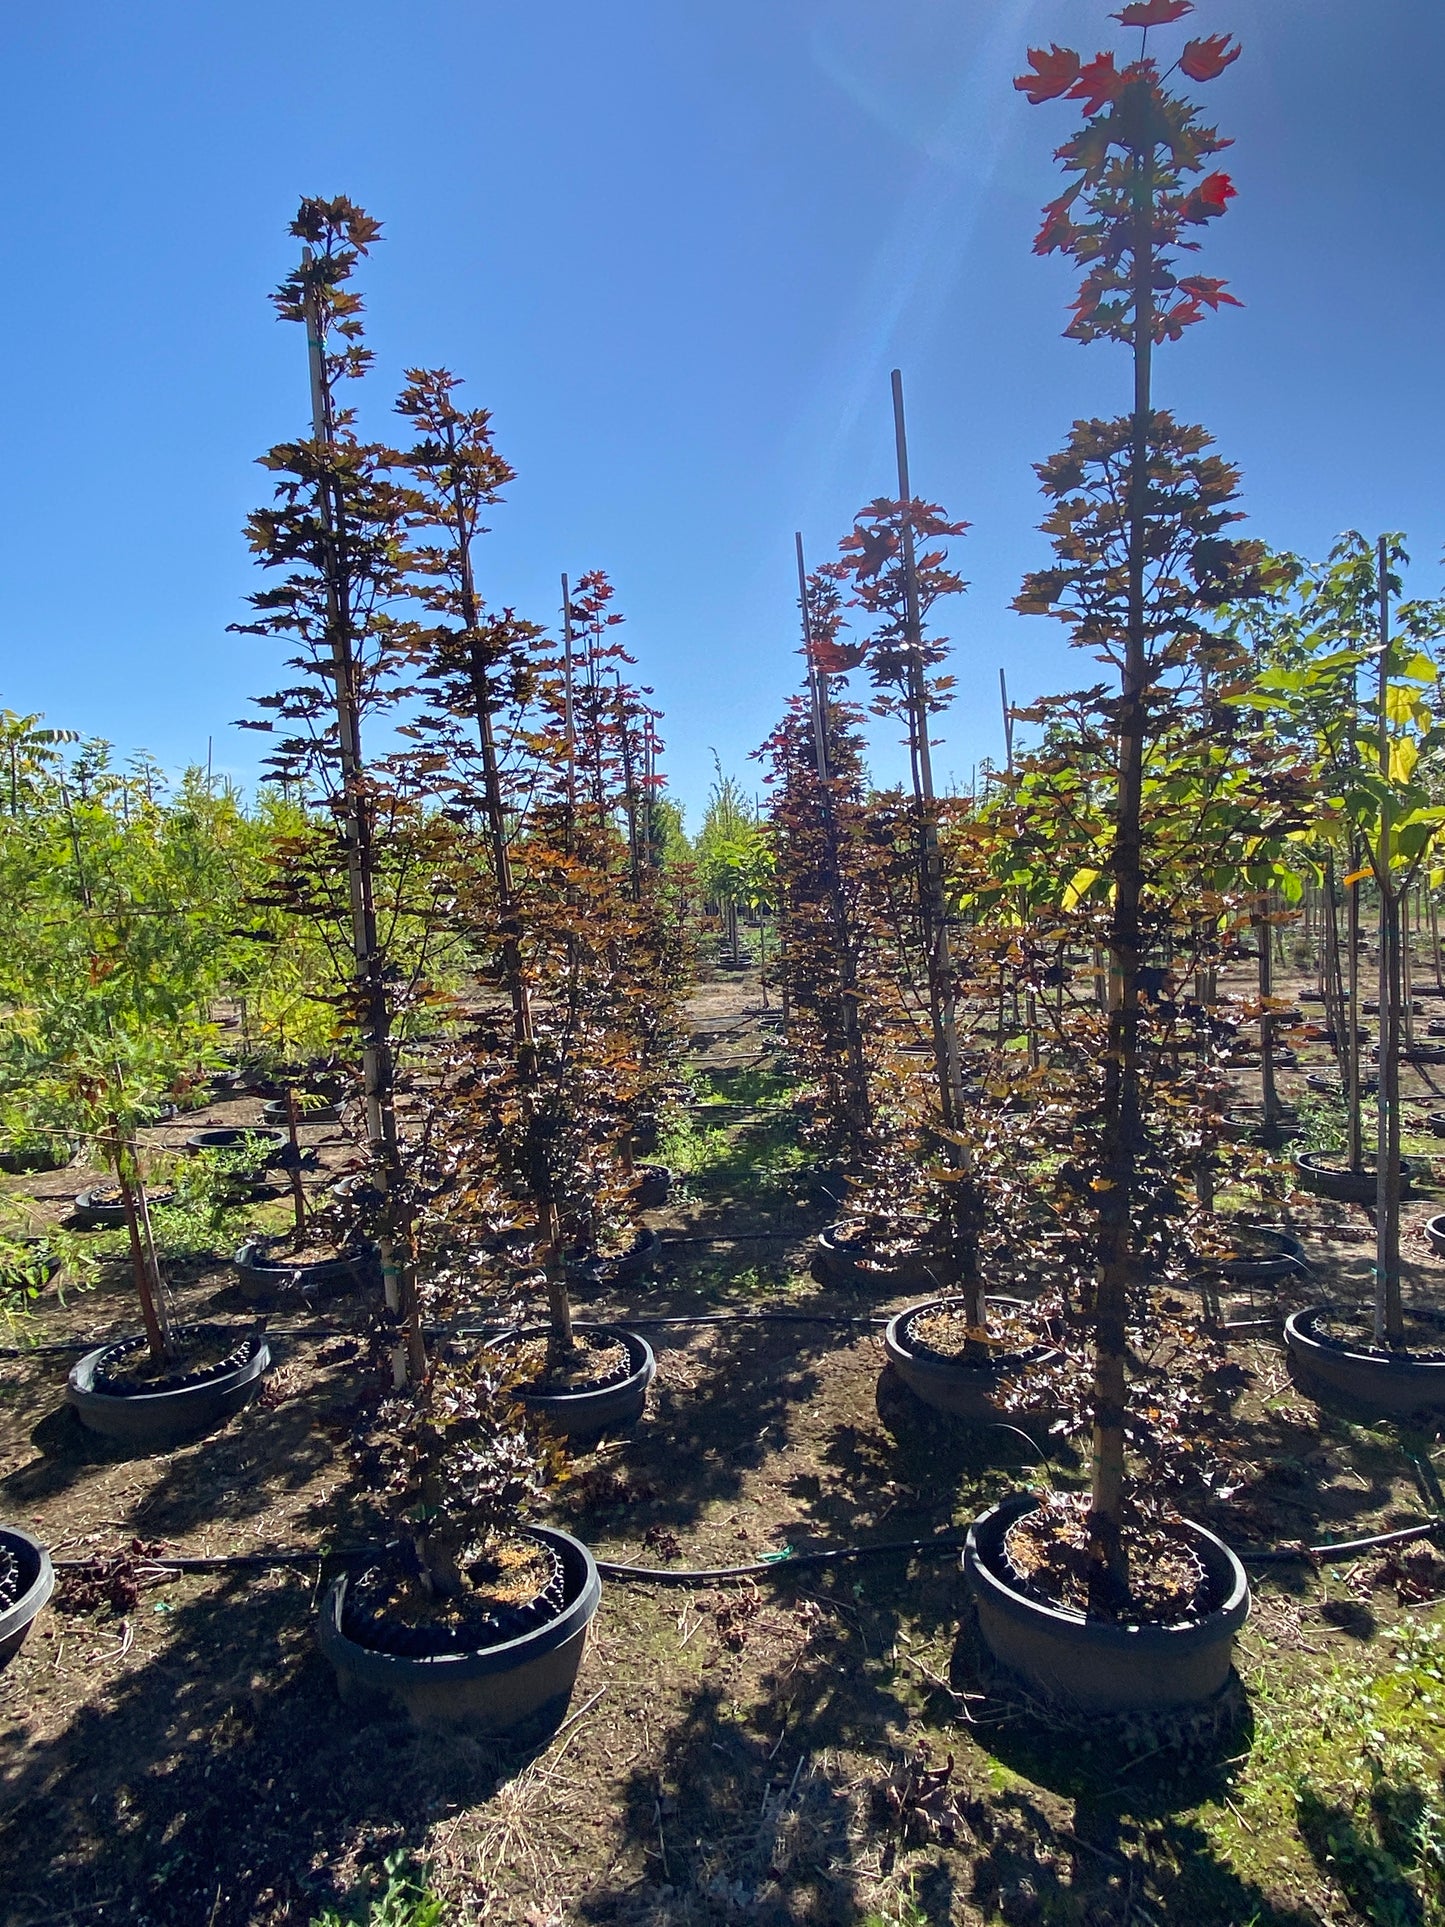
[891,370,978,1326]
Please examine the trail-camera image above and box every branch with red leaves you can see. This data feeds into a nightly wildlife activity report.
[1015,4,1242,347]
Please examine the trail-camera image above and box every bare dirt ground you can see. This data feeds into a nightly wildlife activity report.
[2,960,1444,1926]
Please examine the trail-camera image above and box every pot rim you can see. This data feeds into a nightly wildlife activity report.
[1286,1303,1445,1370]
[1294,1150,1422,1175]
[0,1525,55,1646]
[184,1126,288,1151]
[234,1238,375,1275]
[319,1524,600,1682]
[67,1325,270,1409]
[885,1296,1059,1375]
[501,1323,657,1408]
[964,1492,1250,1646]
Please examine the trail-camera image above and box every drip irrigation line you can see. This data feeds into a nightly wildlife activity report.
[446,1310,887,1338]
[1237,1518,1443,1564]
[49,1518,1444,1587]
[594,1533,967,1583]
[657,1232,802,1245]
[53,1546,384,1573]
[1,1306,883,1362]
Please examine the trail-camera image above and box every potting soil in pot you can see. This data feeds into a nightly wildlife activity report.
[1314,1307,1445,1364]
[93,1330,258,1396]
[1000,1493,1215,1627]
[0,1543,20,1613]
[512,1331,631,1394]
[343,1533,567,1657]
[256,1241,350,1269]
[904,1302,1045,1363]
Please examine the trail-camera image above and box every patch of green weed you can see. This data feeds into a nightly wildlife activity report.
[310,1852,444,1927]
[1211,1614,1445,1923]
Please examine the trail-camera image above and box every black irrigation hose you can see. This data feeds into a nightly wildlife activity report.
[448,1311,887,1338]
[49,1519,1445,1586]
[53,1547,383,1573]
[0,1307,881,1361]
[594,1533,968,1584]
[657,1232,802,1244]
[1238,1519,1444,1564]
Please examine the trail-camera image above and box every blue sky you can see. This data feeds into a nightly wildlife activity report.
[1,0,1441,822]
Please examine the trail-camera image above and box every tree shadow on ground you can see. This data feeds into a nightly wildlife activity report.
[1295,1785,1429,1927]
[0,1568,555,1927]
[576,1551,966,1927]
[949,1606,1320,1927]
[3,1344,354,1539]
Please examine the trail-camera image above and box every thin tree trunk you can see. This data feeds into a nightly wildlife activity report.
[444,449,576,1363]
[891,371,980,1327]
[1257,892,1279,1127]
[1088,146,1156,1611]
[113,1145,169,1367]
[301,277,416,1381]
[1321,851,1344,1083]
[1375,538,1404,1347]
[1347,858,1363,1174]
[797,535,871,1153]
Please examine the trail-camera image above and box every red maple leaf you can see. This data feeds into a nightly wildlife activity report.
[1182,170,1237,221]
[1014,45,1081,104]
[809,638,869,676]
[1177,275,1242,310]
[1179,34,1241,81]
[1113,0,1194,25]
[1160,295,1204,338]
[1068,53,1125,117]
[1033,183,1084,255]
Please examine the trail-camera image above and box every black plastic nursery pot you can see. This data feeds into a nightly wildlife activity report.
[632,1165,673,1211]
[963,1493,1250,1714]
[1305,1073,1378,1098]
[569,1227,661,1290]
[260,1097,341,1128]
[72,1186,175,1231]
[318,1526,600,1733]
[0,1526,55,1670]
[883,1297,1059,1424]
[66,1324,271,1449]
[233,1239,378,1305]
[1220,1113,1301,1148]
[1427,1214,1445,1258]
[503,1323,657,1437]
[184,1126,288,1164]
[1194,1225,1308,1289]
[814,1222,944,1294]
[1293,1151,1424,1206]
[1284,1305,1445,1417]
[0,1141,75,1175]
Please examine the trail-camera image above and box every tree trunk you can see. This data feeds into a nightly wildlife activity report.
[1375,539,1404,1348]
[1257,893,1279,1127]
[1347,858,1364,1174]
[891,372,980,1327]
[1088,145,1156,1613]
